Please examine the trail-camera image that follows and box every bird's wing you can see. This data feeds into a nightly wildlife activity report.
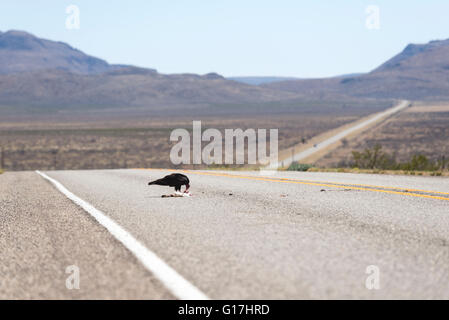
[149,173,189,186]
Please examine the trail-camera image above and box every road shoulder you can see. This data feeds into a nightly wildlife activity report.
[0,172,173,299]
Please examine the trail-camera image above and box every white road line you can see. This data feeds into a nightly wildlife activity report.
[36,170,209,300]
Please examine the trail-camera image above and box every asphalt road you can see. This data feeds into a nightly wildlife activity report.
[1,169,449,299]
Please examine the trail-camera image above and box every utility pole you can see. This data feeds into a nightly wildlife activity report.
[0,146,4,169]
[51,149,58,169]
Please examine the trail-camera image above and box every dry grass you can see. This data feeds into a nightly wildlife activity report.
[0,113,367,171]
[0,99,392,171]
[0,127,172,170]
[405,104,449,113]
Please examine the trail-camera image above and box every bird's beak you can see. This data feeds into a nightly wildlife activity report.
[185,184,190,193]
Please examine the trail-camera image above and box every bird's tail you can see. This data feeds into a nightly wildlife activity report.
[148,178,163,185]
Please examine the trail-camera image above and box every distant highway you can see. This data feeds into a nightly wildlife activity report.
[1,168,449,299]
[270,100,410,168]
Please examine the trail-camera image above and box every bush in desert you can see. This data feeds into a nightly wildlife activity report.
[351,144,447,172]
[287,162,313,171]
[351,144,396,169]
[399,155,435,171]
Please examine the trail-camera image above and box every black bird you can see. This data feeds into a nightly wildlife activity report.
[148,173,190,193]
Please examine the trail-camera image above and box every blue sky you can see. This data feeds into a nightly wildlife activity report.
[1,1,448,77]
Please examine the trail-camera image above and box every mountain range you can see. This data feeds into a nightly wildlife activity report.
[229,73,364,85]
[228,76,300,85]
[1,30,449,116]
[263,39,449,101]
[0,30,302,113]
[0,30,128,75]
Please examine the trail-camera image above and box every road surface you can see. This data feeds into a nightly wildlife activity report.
[1,168,449,299]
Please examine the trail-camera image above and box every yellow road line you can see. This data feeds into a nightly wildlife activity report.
[275,177,449,196]
[138,168,449,202]
[178,170,449,196]
[190,170,449,196]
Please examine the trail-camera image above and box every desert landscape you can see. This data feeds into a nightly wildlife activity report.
[3,1,449,304]
[0,30,448,173]
[0,104,388,170]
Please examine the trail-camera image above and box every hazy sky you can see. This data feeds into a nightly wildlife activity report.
[1,1,448,77]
